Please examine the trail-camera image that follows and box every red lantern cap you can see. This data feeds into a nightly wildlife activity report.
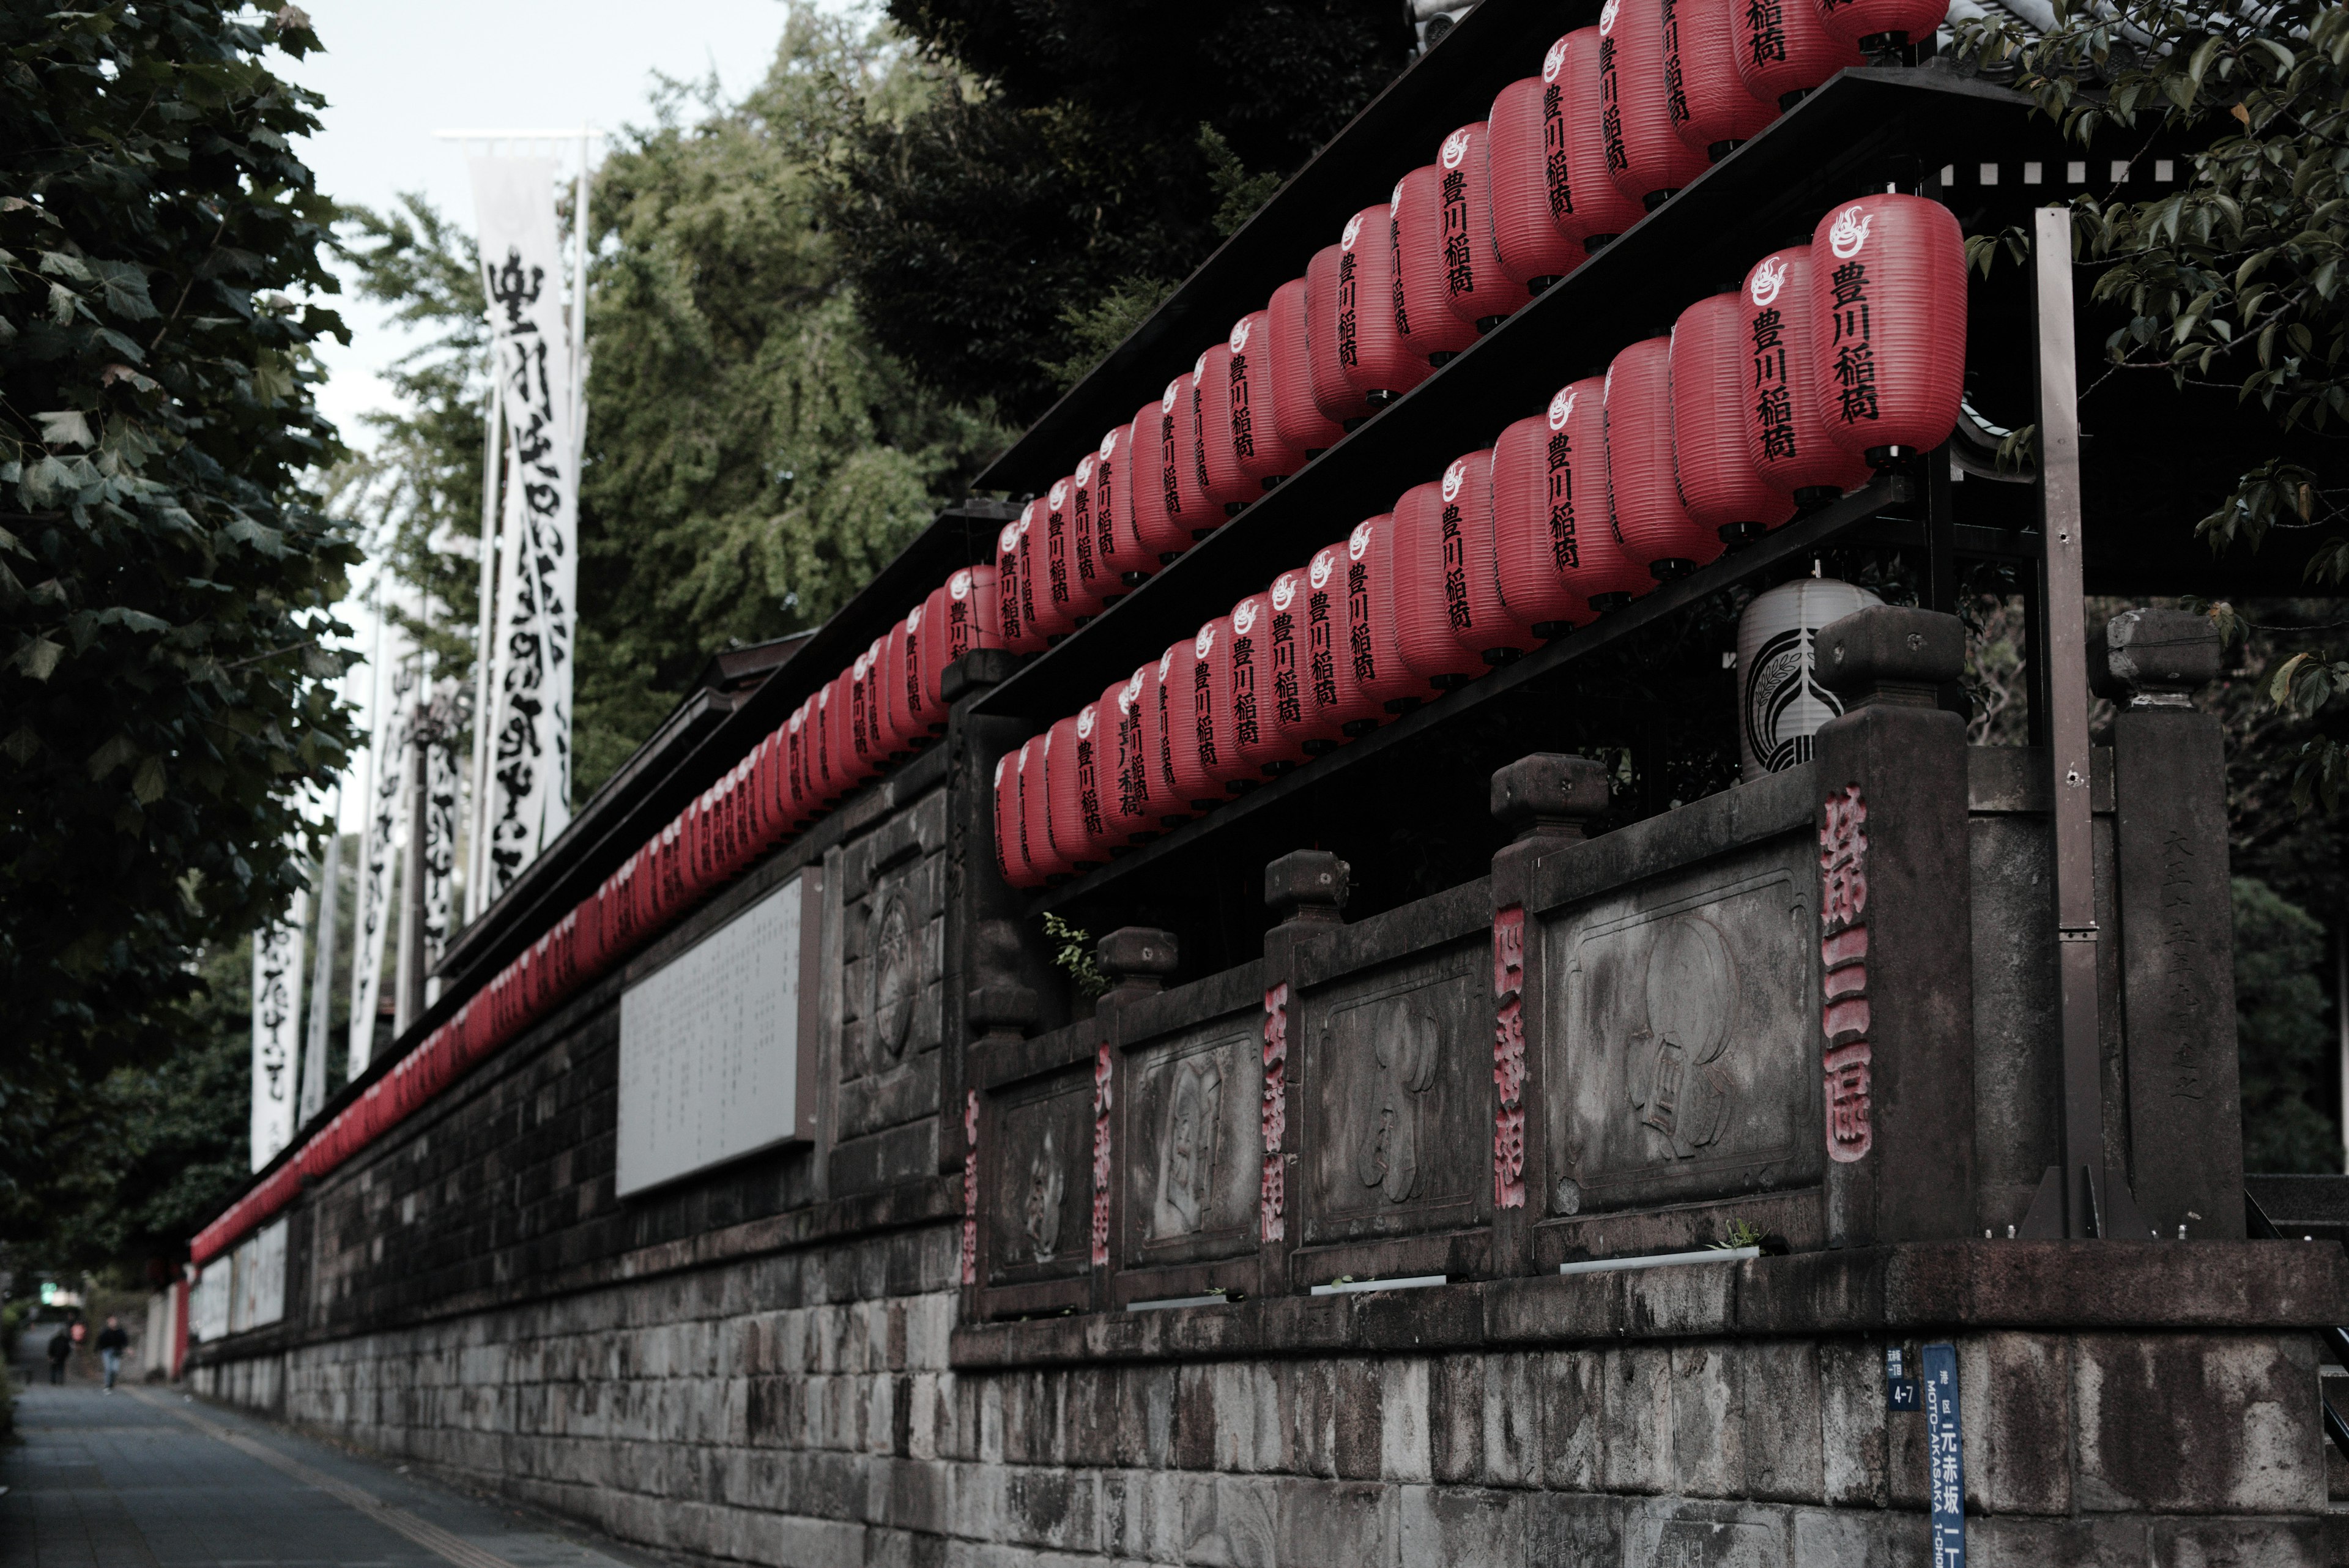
[1486,77,1586,290]
[1391,166,1481,363]
[1436,122,1532,330]
[1601,0,1711,209]
[1545,30,1647,248]
[1668,0,1778,153]
[1742,247,1876,499]
[1230,311,1309,484]
[1267,280,1346,455]
[1334,207,1430,404]
[1671,292,1797,538]
[1806,194,1968,463]
[1732,0,1865,109]
[1304,244,1375,425]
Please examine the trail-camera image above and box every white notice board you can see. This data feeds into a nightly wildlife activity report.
[617,873,815,1197]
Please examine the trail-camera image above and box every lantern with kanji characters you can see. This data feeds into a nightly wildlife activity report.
[1672,292,1798,543]
[881,614,922,754]
[1227,591,1295,776]
[1190,344,1259,517]
[1304,243,1377,426]
[1126,396,1198,563]
[1044,475,1105,630]
[1392,166,1482,365]
[1391,478,1488,688]
[993,751,1041,888]
[1545,29,1648,251]
[849,641,889,774]
[1160,634,1226,811]
[1229,310,1310,485]
[1732,0,1865,108]
[1067,456,1116,614]
[1159,374,1215,541]
[1668,0,1778,156]
[1601,0,1711,210]
[1502,378,1658,622]
[1807,194,1967,468]
[1306,543,1382,736]
[1485,76,1585,293]
[1607,338,1723,577]
[1015,497,1075,643]
[1082,432,1141,594]
[1140,650,1195,828]
[1094,675,1151,846]
[1020,729,1075,882]
[1435,122,1532,332]
[993,518,1036,653]
[1266,567,1343,757]
[1196,615,1256,793]
[1334,207,1429,406]
[784,700,817,827]
[1742,246,1876,505]
[1045,711,1103,872]
[1269,277,1349,455]
[1816,0,1948,51]
[814,674,848,801]
[1345,515,1431,713]
[921,565,1004,709]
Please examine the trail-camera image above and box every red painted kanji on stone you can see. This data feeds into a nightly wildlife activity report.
[1493,905,1528,1207]
[1819,784,1872,1162]
[1261,983,1290,1241]
[961,1089,980,1284]
[1091,1042,1113,1268]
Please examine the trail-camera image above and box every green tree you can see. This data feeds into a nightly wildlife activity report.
[0,1,356,1227]
[834,0,1416,422]
[2233,875,2339,1172]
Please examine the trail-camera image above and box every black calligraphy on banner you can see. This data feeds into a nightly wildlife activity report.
[250,888,305,1170]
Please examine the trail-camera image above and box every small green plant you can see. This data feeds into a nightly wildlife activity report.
[1713,1218,1768,1250]
[1044,913,1111,999]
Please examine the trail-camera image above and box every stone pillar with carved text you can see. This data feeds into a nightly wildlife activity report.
[1811,606,1978,1246]
[1259,850,1346,1292]
[1091,927,1178,1307]
[2100,608,2245,1239]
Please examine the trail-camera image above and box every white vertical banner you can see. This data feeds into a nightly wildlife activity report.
[421,679,459,1006]
[298,820,341,1124]
[470,157,577,902]
[250,888,306,1172]
[348,625,416,1080]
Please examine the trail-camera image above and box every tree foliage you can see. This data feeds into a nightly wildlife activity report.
[2232,875,2340,1172]
[834,0,1416,423]
[0,0,357,1219]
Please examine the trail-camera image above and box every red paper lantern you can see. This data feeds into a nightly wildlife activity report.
[906,593,944,734]
[1228,591,1294,776]
[1086,427,1146,590]
[814,675,847,801]
[1045,712,1102,872]
[1266,567,1344,756]
[1391,166,1481,365]
[1672,292,1798,543]
[996,743,1045,888]
[1229,310,1310,485]
[1732,0,1865,109]
[783,700,815,827]
[1158,373,1217,540]
[1449,448,1535,661]
[1334,206,1429,406]
[1065,460,1116,615]
[1125,397,1197,563]
[1817,0,1948,50]
[1048,471,1110,623]
[1304,243,1376,425]
[1267,278,1347,455]
[1191,343,1258,518]
[1668,0,1778,156]
[1096,675,1151,846]
[1392,475,1496,688]
[1806,194,1968,466]
[923,565,1004,708]
[1601,0,1711,210]
[994,517,1043,653]
[1608,337,1723,578]
[1017,497,1077,642]
[1742,246,1876,503]
[1545,29,1647,251]
[880,615,919,755]
[1159,636,1225,811]
[1486,77,1585,293]
[1435,122,1532,332]
[1193,615,1253,794]
[1345,515,1428,714]
[1020,729,1075,882]
[1504,379,1658,621]
[1304,545,1379,737]
[1139,651,1194,828]
[850,640,890,773]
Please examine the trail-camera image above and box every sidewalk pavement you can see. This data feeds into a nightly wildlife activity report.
[0,1374,661,1568]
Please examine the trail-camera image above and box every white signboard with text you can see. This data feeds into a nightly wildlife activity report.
[617,874,816,1197]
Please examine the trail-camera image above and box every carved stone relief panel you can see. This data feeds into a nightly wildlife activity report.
[1542,838,1822,1218]
[985,1064,1093,1287]
[1122,1016,1259,1269]
[1301,945,1484,1244]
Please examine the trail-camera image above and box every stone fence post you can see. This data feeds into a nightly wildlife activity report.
[1260,851,1347,1291]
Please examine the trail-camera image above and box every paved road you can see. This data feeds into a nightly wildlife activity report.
[1,1375,656,1568]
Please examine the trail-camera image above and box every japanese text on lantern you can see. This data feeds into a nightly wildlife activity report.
[1828,259,1880,425]
[1819,784,1872,1161]
[1493,905,1528,1207]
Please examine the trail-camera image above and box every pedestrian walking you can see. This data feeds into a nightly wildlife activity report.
[97,1315,129,1391]
[46,1325,70,1385]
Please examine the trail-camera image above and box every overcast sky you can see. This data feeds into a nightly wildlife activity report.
[286,1,831,821]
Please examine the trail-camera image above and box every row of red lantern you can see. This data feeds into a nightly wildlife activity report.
[992,192,1965,888]
[994,0,1951,633]
[193,563,1011,1268]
